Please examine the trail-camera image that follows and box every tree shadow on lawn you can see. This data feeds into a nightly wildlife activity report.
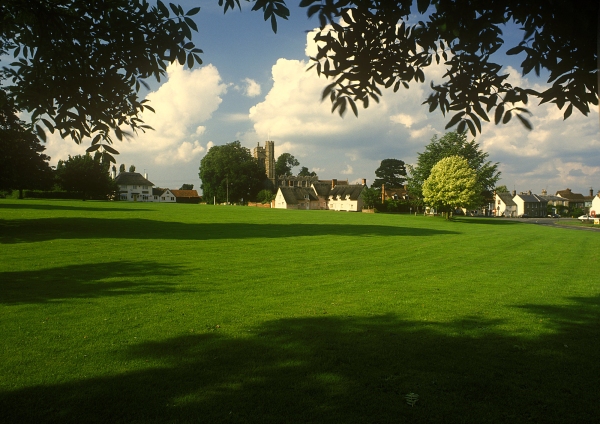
[1,296,598,423]
[0,202,153,213]
[1,261,188,304]
[0,217,459,244]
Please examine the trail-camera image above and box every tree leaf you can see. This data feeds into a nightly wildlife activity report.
[186,6,201,16]
[516,114,533,130]
[35,124,46,142]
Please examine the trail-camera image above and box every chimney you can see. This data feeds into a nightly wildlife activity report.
[331,179,337,189]
[145,172,148,180]
[590,188,594,197]
[361,178,366,186]
[528,190,532,195]
[512,189,516,197]
[541,189,547,195]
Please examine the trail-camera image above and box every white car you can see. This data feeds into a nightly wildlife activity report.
[578,214,594,222]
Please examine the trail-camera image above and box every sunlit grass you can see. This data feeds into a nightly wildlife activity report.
[0,199,598,423]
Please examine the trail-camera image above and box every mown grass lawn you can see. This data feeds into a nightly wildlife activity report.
[1,199,598,423]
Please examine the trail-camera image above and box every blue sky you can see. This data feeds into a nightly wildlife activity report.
[43,1,600,197]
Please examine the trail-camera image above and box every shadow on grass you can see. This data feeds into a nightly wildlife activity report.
[0,201,152,213]
[1,296,598,423]
[0,218,459,244]
[1,261,187,304]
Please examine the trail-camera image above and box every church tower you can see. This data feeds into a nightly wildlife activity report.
[253,141,276,186]
[265,140,275,185]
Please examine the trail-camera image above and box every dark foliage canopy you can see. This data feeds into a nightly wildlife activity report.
[1,0,203,161]
[298,0,598,134]
[0,96,53,196]
[275,153,300,177]
[407,131,500,201]
[4,0,595,164]
[372,158,407,189]
[298,166,317,177]
[179,183,194,190]
[199,141,267,203]
[55,153,117,200]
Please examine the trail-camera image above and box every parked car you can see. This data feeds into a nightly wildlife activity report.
[518,214,530,218]
[578,214,594,222]
[548,213,560,218]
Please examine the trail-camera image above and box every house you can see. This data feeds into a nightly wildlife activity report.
[591,193,600,217]
[170,189,202,204]
[381,184,410,202]
[583,188,597,212]
[328,184,366,211]
[539,189,569,215]
[311,182,334,210]
[556,188,586,212]
[513,191,548,217]
[159,188,176,203]
[494,192,517,217]
[274,186,320,209]
[114,172,155,201]
[273,179,366,211]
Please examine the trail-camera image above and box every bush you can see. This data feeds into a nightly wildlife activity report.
[256,189,275,204]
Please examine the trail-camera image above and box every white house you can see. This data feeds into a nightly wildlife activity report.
[328,184,365,212]
[591,194,600,218]
[114,172,156,202]
[494,192,517,217]
[159,188,176,203]
[274,186,319,209]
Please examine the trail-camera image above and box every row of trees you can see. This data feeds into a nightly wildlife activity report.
[199,142,321,204]
[364,132,500,215]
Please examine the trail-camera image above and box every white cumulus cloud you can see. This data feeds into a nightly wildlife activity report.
[243,78,262,97]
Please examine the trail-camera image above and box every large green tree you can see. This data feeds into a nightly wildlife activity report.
[372,158,407,189]
[300,0,598,134]
[423,156,481,216]
[199,141,267,204]
[275,153,300,177]
[0,98,54,198]
[55,153,117,200]
[408,132,499,201]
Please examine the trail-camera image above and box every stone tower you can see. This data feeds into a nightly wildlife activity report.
[265,140,275,184]
[253,141,276,185]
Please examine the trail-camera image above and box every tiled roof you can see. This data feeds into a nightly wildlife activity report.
[329,184,365,201]
[279,187,318,204]
[497,192,516,206]
[312,182,332,197]
[556,189,585,201]
[171,189,200,198]
[539,194,567,202]
[152,188,166,196]
[114,172,154,186]
[515,193,547,203]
